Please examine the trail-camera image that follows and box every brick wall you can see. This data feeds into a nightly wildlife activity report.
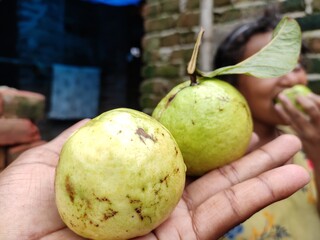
[0,87,46,172]
[141,0,320,114]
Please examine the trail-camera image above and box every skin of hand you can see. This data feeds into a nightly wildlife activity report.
[276,92,320,212]
[0,120,310,240]
[276,92,320,150]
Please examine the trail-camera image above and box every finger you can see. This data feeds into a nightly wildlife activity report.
[40,227,87,240]
[274,103,291,124]
[246,133,259,153]
[276,93,310,130]
[297,95,320,125]
[46,119,90,154]
[194,164,310,240]
[13,119,90,167]
[309,93,320,107]
[277,93,304,118]
[184,134,302,208]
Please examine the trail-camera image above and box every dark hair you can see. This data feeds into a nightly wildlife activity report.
[213,9,281,87]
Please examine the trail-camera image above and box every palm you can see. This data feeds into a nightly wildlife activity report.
[0,121,309,240]
[0,128,84,239]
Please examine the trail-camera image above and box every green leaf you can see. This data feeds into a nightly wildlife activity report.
[197,17,302,79]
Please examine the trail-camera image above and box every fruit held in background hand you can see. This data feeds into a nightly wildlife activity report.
[280,84,312,111]
[152,79,253,176]
[55,108,186,240]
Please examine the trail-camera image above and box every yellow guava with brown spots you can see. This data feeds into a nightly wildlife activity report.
[55,108,186,240]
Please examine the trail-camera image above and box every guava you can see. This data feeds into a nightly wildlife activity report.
[152,17,301,176]
[55,108,186,240]
[278,84,312,111]
[152,78,253,176]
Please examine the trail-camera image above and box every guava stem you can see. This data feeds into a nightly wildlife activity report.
[187,27,205,86]
[189,73,197,86]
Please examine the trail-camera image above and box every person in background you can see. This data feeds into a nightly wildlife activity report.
[214,10,320,240]
[81,0,144,112]
[0,119,310,239]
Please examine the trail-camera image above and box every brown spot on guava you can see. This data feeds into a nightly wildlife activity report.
[126,195,141,204]
[217,95,230,102]
[166,94,177,108]
[169,94,176,102]
[163,86,189,109]
[69,220,76,228]
[103,208,118,221]
[130,199,141,204]
[95,196,111,204]
[135,207,144,220]
[127,195,152,222]
[137,212,152,223]
[160,175,169,187]
[86,199,92,210]
[135,128,156,144]
[65,175,75,203]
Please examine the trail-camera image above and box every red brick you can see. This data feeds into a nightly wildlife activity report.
[6,140,46,165]
[0,86,45,120]
[0,118,41,146]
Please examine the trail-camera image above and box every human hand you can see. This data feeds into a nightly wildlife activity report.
[276,92,320,166]
[276,92,320,144]
[0,121,309,240]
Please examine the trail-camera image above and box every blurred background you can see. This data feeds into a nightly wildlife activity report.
[0,0,145,139]
[1,0,320,169]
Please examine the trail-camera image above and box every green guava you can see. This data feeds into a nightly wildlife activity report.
[55,108,186,240]
[152,78,253,176]
[278,84,312,111]
[152,17,300,176]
